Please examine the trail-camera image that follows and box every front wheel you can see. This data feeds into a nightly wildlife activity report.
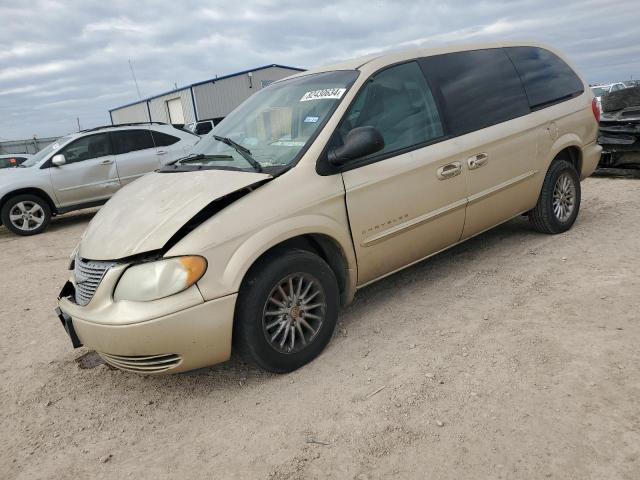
[1,194,52,236]
[234,249,339,373]
[529,159,581,234]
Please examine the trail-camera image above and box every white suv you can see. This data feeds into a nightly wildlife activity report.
[0,123,199,235]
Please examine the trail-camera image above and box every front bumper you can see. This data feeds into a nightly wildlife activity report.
[57,294,237,374]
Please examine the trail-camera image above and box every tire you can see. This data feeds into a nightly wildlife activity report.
[529,159,581,234]
[1,194,52,236]
[234,249,340,373]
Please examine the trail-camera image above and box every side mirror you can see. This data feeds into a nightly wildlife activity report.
[328,126,385,166]
[51,154,66,167]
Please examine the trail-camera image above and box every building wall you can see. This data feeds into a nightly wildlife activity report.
[110,102,150,124]
[0,137,57,154]
[193,66,298,120]
[148,89,196,124]
[109,66,302,126]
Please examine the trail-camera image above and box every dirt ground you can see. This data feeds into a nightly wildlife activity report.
[1,176,639,480]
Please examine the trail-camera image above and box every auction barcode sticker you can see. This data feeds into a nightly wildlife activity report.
[300,88,346,102]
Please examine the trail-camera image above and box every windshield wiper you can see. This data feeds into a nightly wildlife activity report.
[168,152,203,165]
[212,135,262,173]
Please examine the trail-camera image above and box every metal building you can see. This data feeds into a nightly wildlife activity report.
[109,64,304,126]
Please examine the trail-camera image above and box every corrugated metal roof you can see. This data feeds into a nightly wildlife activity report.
[109,64,305,112]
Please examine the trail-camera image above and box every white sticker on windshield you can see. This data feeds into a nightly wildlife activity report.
[300,88,346,102]
[304,116,319,123]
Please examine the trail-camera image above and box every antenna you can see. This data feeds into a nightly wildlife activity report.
[128,59,142,100]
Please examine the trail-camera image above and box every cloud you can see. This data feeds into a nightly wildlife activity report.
[0,0,639,140]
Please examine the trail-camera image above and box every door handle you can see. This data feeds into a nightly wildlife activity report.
[437,161,462,180]
[156,150,168,155]
[467,153,488,170]
[100,159,114,165]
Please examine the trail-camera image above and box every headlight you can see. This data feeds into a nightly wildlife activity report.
[114,256,207,302]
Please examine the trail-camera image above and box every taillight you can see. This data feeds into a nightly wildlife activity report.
[592,97,600,123]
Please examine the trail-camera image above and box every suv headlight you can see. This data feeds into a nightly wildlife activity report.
[114,256,207,302]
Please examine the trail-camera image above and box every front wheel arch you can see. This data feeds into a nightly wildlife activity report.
[236,233,353,307]
[212,216,357,307]
[0,188,57,218]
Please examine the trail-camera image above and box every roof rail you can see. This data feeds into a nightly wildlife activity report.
[81,122,168,133]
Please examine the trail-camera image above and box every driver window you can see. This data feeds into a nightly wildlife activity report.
[59,133,112,164]
[337,61,444,158]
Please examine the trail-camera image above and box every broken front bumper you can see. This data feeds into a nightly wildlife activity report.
[598,122,640,168]
[56,277,237,374]
[598,88,640,169]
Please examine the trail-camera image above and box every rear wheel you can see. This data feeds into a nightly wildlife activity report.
[234,249,339,373]
[1,194,51,236]
[529,159,581,234]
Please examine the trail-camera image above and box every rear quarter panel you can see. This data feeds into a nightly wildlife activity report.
[526,92,598,205]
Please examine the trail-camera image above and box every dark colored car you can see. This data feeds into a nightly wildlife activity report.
[598,86,640,169]
[0,154,30,169]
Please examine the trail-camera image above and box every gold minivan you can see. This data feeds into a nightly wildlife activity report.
[56,42,601,374]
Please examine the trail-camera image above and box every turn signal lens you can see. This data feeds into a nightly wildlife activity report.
[180,256,208,286]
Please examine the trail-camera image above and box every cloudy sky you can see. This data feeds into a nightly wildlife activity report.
[1,0,639,140]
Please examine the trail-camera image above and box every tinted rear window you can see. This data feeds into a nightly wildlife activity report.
[420,48,530,136]
[506,47,584,109]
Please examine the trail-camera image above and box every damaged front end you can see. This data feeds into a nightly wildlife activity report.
[77,168,272,261]
[598,86,640,170]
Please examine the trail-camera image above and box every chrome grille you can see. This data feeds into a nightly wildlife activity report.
[74,257,116,306]
[98,353,182,373]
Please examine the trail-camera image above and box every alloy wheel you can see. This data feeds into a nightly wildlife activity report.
[552,172,576,223]
[8,201,45,232]
[262,273,327,354]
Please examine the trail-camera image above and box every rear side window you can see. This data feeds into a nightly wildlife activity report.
[112,130,155,155]
[337,61,444,158]
[420,49,530,136]
[506,47,584,109]
[151,131,180,147]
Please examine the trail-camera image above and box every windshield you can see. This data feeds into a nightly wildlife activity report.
[20,135,73,167]
[174,70,359,172]
[591,86,609,97]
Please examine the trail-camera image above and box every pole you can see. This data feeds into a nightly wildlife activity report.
[129,59,142,100]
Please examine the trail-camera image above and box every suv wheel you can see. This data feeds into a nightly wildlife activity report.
[234,249,339,373]
[1,194,52,236]
[529,159,581,234]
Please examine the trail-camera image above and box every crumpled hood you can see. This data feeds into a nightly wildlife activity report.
[79,169,271,260]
